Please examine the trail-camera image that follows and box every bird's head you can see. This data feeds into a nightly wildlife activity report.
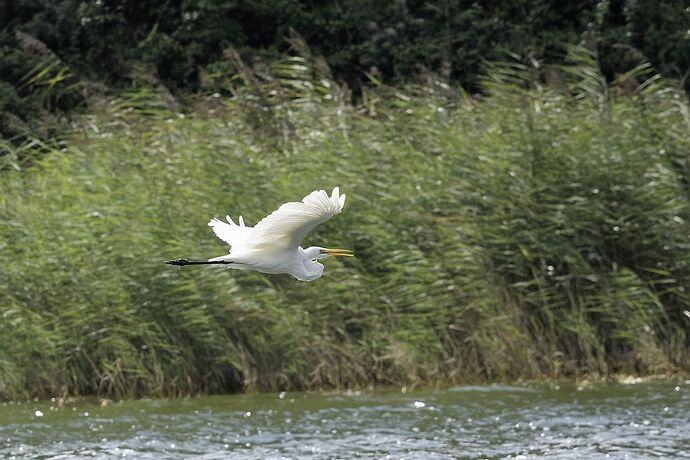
[304,246,354,262]
[297,246,354,281]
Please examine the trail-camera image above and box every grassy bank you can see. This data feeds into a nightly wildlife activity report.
[1,53,689,399]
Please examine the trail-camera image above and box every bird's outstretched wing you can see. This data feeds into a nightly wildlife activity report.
[208,187,346,253]
[251,187,346,251]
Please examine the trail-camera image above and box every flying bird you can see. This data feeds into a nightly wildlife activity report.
[166,187,353,281]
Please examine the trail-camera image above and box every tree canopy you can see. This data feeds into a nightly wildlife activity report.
[1,0,688,139]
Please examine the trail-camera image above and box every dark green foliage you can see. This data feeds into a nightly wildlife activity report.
[1,0,687,155]
[0,51,688,399]
[0,29,83,143]
[2,0,688,92]
[595,0,690,86]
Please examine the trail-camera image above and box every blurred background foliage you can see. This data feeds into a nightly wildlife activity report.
[1,0,689,143]
[0,42,689,398]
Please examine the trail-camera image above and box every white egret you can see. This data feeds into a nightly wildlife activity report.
[166,187,353,281]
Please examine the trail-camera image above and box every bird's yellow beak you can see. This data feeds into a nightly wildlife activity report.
[321,248,354,257]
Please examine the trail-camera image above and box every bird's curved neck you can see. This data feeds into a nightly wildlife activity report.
[298,247,324,281]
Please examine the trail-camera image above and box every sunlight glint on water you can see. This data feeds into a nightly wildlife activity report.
[0,382,687,458]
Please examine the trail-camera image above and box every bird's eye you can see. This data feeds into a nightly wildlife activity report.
[311,259,317,263]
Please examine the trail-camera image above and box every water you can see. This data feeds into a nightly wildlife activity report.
[0,382,687,459]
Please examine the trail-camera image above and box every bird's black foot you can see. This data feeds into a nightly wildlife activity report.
[165,258,190,266]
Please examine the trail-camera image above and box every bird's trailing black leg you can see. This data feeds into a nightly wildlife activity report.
[165,258,233,266]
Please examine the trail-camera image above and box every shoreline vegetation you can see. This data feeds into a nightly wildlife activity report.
[1,47,689,400]
[0,375,685,406]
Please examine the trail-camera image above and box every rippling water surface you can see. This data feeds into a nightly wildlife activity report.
[0,382,687,458]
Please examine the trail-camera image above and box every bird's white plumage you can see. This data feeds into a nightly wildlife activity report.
[209,187,345,252]
[203,187,349,281]
[207,214,251,249]
[253,187,346,250]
